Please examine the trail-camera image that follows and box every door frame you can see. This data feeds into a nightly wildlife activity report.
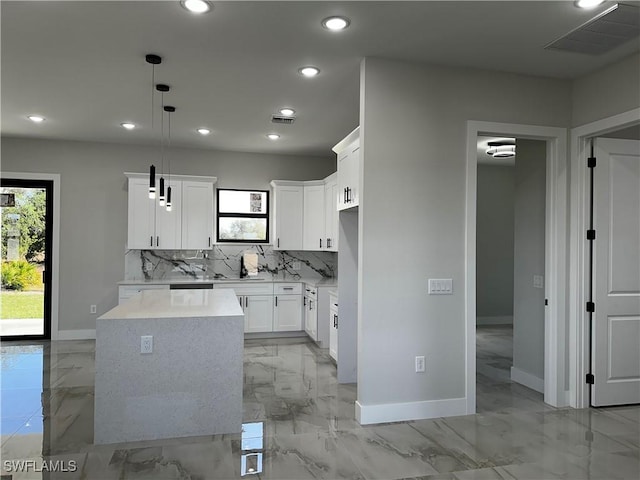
[1,172,60,340]
[569,107,640,409]
[465,121,569,413]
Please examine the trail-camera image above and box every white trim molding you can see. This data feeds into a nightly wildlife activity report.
[57,329,96,341]
[1,172,61,340]
[466,121,569,414]
[511,367,544,393]
[568,108,640,409]
[355,398,467,425]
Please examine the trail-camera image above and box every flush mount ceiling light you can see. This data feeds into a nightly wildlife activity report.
[27,115,45,123]
[121,122,136,130]
[486,143,516,158]
[197,128,211,135]
[575,0,606,9]
[181,0,212,14]
[279,107,296,117]
[267,133,280,140]
[321,16,351,31]
[298,66,320,78]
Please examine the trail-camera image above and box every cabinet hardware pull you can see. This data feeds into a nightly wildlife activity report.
[208,237,211,247]
[333,314,338,327]
[327,238,331,248]
[238,297,243,307]
[245,297,248,308]
[156,236,159,247]
[150,236,153,247]
[310,300,313,309]
[333,303,338,307]
[275,296,278,307]
[320,238,322,249]
[344,188,347,203]
[277,238,280,248]
[284,287,293,290]
[304,297,307,306]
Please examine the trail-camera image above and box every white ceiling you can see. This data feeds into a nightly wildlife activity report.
[2,1,639,157]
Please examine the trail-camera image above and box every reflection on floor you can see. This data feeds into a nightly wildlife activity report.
[476,325,548,414]
[1,337,639,479]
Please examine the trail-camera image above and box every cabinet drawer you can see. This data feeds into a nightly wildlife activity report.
[275,283,302,295]
[213,282,274,296]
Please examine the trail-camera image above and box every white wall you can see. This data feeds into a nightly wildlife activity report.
[512,139,547,385]
[357,57,572,422]
[476,164,515,325]
[1,137,335,332]
[572,53,640,127]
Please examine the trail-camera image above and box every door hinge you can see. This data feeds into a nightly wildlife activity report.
[587,157,596,168]
[586,373,595,385]
[587,229,596,240]
[586,301,595,313]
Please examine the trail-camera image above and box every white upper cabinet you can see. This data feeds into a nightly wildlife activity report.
[182,181,214,250]
[271,181,304,250]
[334,127,360,211]
[303,182,326,251]
[324,174,338,252]
[126,173,216,250]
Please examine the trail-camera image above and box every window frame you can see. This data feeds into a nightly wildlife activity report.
[216,188,270,244]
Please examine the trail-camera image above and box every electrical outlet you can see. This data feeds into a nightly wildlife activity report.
[90,305,97,314]
[292,261,301,271]
[415,355,425,373]
[141,335,153,354]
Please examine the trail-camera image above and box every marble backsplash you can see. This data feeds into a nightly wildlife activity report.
[125,245,336,281]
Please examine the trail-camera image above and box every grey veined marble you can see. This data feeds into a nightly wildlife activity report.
[124,245,336,282]
[1,336,639,480]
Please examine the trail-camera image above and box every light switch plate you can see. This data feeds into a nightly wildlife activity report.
[533,275,544,289]
[428,278,453,295]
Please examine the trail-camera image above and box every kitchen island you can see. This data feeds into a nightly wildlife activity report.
[94,288,244,444]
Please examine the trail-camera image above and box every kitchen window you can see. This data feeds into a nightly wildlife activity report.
[216,189,269,243]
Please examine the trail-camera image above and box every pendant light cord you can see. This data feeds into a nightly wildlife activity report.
[160,91,165,175]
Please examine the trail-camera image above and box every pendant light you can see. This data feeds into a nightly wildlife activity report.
[145,54,162,199]
[156,84,170,207]
[164,105,176,212]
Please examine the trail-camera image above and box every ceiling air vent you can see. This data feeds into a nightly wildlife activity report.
[545,3,640,55]
[271,115,296,125]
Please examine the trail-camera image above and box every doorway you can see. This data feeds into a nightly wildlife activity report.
[475,137,548,413]
[1,178,53,340]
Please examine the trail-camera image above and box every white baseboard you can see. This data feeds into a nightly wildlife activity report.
[56,329,96,340]
[477,315,513,325]
[511,366,544,393]
[355,397,467,425]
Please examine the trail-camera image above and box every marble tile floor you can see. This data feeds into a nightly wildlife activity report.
[0,336,638,480]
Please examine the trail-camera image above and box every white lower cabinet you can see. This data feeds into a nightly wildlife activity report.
[329,292,338,361]
[243,295,274,333]
[304,295,318,341]
[273,294,302,331]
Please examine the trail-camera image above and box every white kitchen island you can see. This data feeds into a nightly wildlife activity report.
[94,288,244,444]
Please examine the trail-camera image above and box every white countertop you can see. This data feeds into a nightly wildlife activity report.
[119,276,337,287]
[99,288,244,320]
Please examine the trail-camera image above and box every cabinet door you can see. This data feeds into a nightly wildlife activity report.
[155,179,182,249]
[245,295,274,333]
[329,305,338,361]
[306,296,318,339]
[324,179,338,251]
[303,184,325,250]
[182,181,214,249]
[337,150,350,211]
[347,142,360,207]
[273,185,303,250]
[127,178,156,249]
[273,295,302,331]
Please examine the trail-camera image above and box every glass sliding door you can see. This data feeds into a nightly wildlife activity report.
[1,179,53,339]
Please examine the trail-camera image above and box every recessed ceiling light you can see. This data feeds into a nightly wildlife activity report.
[574,0,605,9]
[121,122,136,130]
[27,115,45,123]
[322,16,350,31]
[279,108,296,117]
[298,66,320,78]
[197,128,211,135]
[181,0,212,14]
[267,133,280,140]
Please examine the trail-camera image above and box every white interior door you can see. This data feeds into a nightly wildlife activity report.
[592,138,640,406]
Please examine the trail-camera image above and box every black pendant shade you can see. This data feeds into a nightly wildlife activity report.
[149,164,156,198]
[166,185,173,211]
